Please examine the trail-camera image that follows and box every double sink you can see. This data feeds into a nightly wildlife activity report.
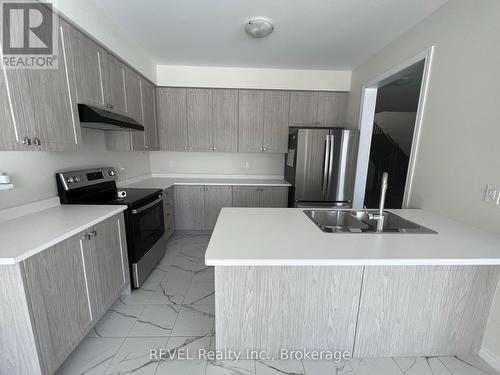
[304,209,437,234]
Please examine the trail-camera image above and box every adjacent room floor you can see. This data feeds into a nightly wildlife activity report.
[56,232,499,375]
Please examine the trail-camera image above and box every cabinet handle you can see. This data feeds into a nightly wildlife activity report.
[33,138,41,146]
[22,137,32,146]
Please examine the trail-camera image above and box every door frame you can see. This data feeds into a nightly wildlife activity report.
[352,46,435,209]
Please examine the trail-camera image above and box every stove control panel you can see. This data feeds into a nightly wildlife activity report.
[57,167,117,191]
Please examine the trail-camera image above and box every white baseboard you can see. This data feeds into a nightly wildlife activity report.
[479,346,500,373]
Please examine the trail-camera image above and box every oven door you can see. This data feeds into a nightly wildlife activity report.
[129,194,165,262]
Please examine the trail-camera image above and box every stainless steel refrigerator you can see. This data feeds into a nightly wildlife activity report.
[284,127,359,207]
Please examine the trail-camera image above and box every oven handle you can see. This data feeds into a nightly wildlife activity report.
[131,195,163,215]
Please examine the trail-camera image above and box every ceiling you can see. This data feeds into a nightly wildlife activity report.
[93,0,448,70]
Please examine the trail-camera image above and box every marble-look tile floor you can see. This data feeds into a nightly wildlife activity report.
[57,231,499,375]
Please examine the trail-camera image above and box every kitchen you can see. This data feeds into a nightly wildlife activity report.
[1,0,500,374]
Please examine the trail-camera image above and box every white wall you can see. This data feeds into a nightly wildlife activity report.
[156,65,351,91]
[374,112,416,156]
[346,0,500,360]
[0,129,150,210]
[150,152,284,177]
[54,0,156,82]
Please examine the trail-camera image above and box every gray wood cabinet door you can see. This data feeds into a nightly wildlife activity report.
[174,185,205,230]
[187,89,212,152]
[88,216,128,316]
[238,90,264,152]
[317,92,348,126]
[204,186,233,229]
[212,89,238,152]
[0,63,24,150]
[124,68,146,151]
[101,51,127,114]
[232,186,261,207]
[263,91,290,153]
[61,20,104,109]
[260,186,289,207]
[163,187,175,239]
[157,88,188,151]
[289,91,318,126]
[7,16,79,151]
[142,80,158,150]
[22,233,93,374]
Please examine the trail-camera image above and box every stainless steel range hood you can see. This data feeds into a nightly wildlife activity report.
[78,104,144,131]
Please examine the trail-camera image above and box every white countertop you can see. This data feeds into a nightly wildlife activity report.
[122,176,290,190]
[205,208,500,266]
[0,205,127,265]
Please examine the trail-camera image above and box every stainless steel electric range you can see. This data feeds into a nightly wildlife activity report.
[56,167,165,288]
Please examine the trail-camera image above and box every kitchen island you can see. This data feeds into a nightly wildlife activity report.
[205,208,500,358]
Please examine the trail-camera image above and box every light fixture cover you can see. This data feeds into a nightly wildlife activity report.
[245,18,274,38]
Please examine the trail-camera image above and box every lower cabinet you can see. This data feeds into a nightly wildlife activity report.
[23,235,93,375]
[1,213,129,375]
[163,187,175,239]
[174,185,288,230]
[204,186,233,229]
[174,185,233,230]
[174,185,205,230]
[81,216,129,320]
[232,186,289,208]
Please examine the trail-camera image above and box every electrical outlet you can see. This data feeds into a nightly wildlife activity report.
[484,184,500,205]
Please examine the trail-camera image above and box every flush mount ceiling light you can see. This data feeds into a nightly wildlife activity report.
[245,18,274,38]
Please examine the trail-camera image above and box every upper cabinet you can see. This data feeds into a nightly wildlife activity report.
[157,87,239,152]
[61,20,104,109]
[212,89,238,152]
[263,91,290,153]
[0,16,80,151]
[238,90,265,153]
[0,63,21,150]
[124,67,143,123]
[63,19,158,153]
[157,87,188,151]
[316,92,348,126]
[238,90,290,153]
[289,91,347,126]
[187,88,213,152]
[289,91,317,125]
[100,51,127,115]
[141,80,158,150]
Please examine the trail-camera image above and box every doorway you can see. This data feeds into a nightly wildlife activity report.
[352,47,434,209]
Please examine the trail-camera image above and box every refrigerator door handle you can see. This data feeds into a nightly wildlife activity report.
[326,134,335,193]
[322,135,330,193]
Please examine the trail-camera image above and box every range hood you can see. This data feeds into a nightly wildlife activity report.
[78,104,144,131]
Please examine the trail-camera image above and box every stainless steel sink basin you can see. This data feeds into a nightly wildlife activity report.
[304,210,369,233]
[304,209,437,234]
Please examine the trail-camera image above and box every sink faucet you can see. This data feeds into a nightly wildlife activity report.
[368,172,389,231]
